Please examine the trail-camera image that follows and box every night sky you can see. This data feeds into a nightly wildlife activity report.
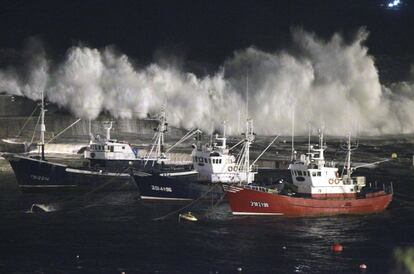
[0,0,413,66]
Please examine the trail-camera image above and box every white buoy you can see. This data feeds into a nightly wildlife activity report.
[179,212,198,222]
[28,203,57,213]
[359,263,367,270]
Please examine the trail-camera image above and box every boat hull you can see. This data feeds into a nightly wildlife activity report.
[4,154,132,192]
[133,170,219,200]
[224,185,392,217]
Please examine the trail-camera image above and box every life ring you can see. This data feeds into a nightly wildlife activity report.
[233,166,238,172]
[329,178,334,184]
[335,179,340,184]
[228,166,233,172]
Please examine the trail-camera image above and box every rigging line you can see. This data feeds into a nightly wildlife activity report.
[229,139,244,151]
[46,118,81,144]
[144,135,159,166]
[251,135,279,167]
[30,113,42,145]
[17,105,38,137]
[152,184,218,221]
[165,128,197,153]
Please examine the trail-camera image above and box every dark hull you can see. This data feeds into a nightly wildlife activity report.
[224,185,392,217]
[88,159,144,172]
[4,154,132,192]
[133,170,220,200]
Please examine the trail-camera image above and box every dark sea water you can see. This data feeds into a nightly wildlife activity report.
[1,139,414,274]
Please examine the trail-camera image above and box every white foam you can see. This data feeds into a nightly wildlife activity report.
[1,28,414,136]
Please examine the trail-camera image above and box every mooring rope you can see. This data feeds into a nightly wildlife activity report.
[204,187,228,218]
[152,183,218,221]
[62,165,133,213]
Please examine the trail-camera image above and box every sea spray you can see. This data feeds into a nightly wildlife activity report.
[1,28,414,135]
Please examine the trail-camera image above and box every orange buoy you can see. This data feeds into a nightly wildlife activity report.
[332,243,343,252]
[359,264,367,270]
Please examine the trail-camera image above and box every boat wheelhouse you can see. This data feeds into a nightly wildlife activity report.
[84,122,139,170]
[191,121,257,184]
[289,130,365,198]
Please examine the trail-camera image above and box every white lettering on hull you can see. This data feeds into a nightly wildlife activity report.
[250,201,269,208]
[151,185,173,192]
[30,174,50,182]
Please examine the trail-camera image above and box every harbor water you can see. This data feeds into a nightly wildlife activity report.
[0,138,414,273]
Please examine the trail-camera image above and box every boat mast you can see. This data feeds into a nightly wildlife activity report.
[88,119,94,143]
[243,72,254,183]
[291,107,295,161]
[222,121,226,148]
[319,129,324,160]
[244,119,254,183]
[311,129,326,169]
[308,122,311,155]
[346,132,352,182]
[104,122,113,141]
[39,89,46,160]
[208,89,214,146]
[156,108,167,158]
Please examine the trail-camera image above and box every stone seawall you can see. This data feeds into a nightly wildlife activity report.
[0,95,187,144]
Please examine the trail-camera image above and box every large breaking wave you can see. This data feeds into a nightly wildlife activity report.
[1,28,413,136]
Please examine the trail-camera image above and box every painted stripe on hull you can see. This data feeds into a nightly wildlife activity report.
[65,168,130,177]
[232,212,284,216]
[19,185,78,188]
[140,196,193,201]
[160,171,198,177]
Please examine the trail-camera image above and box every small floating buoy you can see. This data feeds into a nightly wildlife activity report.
[282,246,287,250]
[332,243,343,253]
[179,211,198,222]
[237,267,242,272]
[359,264,367,270]
[29,203,56,213]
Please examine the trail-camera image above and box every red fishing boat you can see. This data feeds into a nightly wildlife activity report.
[224,130,393,217]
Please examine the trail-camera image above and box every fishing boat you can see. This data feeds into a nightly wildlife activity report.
[131,109,202,200]
[2,91,132,192]
[224,129,393,217]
